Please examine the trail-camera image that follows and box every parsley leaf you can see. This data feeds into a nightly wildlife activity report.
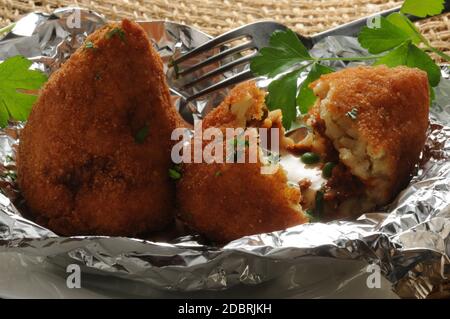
[401,0,445,18]
[267,28,311,58]
[386,13,422,44]
[374,41,409,67]
[0,56,47,127]
[405,44,442,87]
[297,63,334,114]
[430,86,436,104]
[358,16,412,54]
[251,10,449,131]
[358,10,442,87]
[375,41,441,87]
[250,29,311,77]
[266,68,302,129]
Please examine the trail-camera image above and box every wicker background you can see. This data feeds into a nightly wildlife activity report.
[1,0,450,55]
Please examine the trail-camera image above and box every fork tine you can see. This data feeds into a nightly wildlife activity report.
[177,42,255,76]
[186,69,254,102]
[182,54,255,89]
[171,25,252,65]
[171,22,291,106]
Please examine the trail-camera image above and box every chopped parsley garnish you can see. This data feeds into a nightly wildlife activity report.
[266,151,280,164]
[135,125,149,144]
[346,108,358,120]
[215,171,222,177]
[250,2,449,129]
[168,168,181,180]
[232,137,238,148]
[84,41,96,50]
[169,164,182,180]
[232,135,249,148]
[228,135,250,161]
[106,27,126,41]
[0,55,48,127]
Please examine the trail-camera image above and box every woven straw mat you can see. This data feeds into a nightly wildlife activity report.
[1,0,450,57]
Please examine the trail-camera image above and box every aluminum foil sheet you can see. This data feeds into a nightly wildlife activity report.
[0,7,449,298]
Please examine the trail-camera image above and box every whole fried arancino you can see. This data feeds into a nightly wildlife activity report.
[17,20,181,236]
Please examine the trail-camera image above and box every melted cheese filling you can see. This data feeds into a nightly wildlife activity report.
[279,152,325,207]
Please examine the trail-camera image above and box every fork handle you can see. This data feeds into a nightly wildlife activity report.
[309,2,450,45]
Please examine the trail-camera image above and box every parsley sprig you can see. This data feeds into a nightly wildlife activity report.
[0,56,47,127]
[250,29,379,129]
[250,0,449,130]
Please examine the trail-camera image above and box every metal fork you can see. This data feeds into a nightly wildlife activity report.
[170,3,450,123]
[170,21,288,103]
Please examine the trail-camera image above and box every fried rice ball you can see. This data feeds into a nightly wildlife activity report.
[177,82,308,243]
[178,65,429,241]
[307,65,429,212]
[201,81,267,129]
[17,20,181,236]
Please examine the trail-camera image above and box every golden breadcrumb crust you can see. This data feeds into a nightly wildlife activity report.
[309,65,429,204]
[18,20,181,236]
[177,82,306,243]
[177,146,306,243]
[202,81,266,129]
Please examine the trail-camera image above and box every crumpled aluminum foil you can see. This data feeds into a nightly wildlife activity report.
[0,7,449,298]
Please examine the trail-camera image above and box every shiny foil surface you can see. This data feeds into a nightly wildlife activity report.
[0,7,449,298]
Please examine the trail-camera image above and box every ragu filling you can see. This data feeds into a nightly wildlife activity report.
[227,86,369,221]
[310,117,365,202]
[323,164,365,206]
[280,114,367,221]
